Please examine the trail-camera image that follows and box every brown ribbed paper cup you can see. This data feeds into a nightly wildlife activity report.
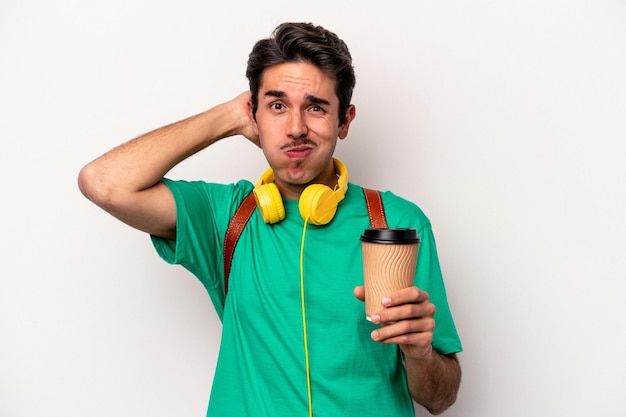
[361,228,420,321]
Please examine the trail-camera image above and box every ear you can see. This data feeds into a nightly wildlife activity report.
[338,104,356,139]
[248,98,259,136]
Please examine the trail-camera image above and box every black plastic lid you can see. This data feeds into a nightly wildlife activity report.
[360,228,420,244]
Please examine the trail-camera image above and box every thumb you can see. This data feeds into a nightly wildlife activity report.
[353,285,365,302]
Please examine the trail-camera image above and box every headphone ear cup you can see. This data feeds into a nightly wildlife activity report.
[299,184,339,226]
[253,183,285,224]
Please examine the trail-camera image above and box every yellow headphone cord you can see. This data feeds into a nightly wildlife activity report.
[300,217,313,417]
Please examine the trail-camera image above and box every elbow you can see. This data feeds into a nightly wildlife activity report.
[77,163,98,202]
[77,162,113,208]
[425,394,458,415]
[77,164,92,199]
[413,389,459,415]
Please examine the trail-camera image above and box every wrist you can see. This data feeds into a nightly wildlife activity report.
[404,343,435,362]
[200,102,243,143]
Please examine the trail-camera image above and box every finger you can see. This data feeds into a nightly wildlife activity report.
[371,319,434,345]
[375,332,434,352]
[383,286,429,308]
[372,302,436,325]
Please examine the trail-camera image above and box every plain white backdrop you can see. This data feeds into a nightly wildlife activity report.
[1,1,625,416]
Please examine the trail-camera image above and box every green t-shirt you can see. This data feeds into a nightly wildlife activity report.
[152,178,462,417]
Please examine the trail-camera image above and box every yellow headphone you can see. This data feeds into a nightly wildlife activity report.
[253,158,348,226]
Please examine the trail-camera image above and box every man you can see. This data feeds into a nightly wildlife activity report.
[79,22,462,416]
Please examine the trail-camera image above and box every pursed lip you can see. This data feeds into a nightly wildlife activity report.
[286,145,312,157]
[282,140,316,158]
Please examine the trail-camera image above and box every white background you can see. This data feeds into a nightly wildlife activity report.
[2,1,625,416]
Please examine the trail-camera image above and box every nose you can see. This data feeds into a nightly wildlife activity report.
[287,111,308,139]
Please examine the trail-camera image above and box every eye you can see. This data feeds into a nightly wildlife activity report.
[270,102,284,111]
[309,105,326,113]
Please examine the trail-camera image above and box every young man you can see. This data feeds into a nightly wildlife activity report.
[78,22,462,416]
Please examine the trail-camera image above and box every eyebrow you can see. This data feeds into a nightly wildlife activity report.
[264,90,331,106]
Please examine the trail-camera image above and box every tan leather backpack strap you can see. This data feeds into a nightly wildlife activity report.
[223,191,257,295]
[362,188,388,229]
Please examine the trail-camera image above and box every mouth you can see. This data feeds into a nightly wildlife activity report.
[282,140,316,159]
[285,146,313,159]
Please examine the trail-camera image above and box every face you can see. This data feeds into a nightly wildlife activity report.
[249,62,356,199]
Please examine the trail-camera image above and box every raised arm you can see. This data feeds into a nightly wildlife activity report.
[78,92,258,239]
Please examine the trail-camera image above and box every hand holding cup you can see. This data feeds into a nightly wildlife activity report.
[360,228,420,321]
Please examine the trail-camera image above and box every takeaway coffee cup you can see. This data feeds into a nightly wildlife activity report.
[361,228,421,321]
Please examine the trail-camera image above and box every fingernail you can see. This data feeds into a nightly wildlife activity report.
[382,297,392,306]
[371,314,381,324]
[371,330,379,340]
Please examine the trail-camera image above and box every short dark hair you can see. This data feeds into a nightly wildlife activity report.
[246,22,356,126]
